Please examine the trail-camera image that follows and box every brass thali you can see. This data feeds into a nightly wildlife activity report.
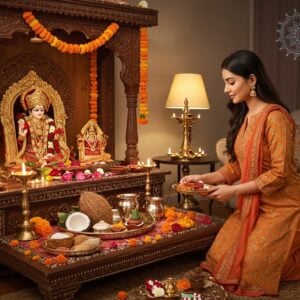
[62,213,155,240]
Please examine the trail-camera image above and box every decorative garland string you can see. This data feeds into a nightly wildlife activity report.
[23,11,149,124]
[89,51,98,120]
[138,27,149,125]
[22,11,119,54]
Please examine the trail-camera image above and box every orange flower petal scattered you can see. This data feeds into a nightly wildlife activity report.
[24,249,32,256]
[43,257,55,266]
[9,239,19,247]
[128,238,137,247]
[176,278,191,291]
[117,290,127,300]
[56,254,68,264]
[32,255,41,261]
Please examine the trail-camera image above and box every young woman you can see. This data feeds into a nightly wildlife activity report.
[181,50,300,296]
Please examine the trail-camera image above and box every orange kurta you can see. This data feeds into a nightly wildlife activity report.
[202,105,300,295]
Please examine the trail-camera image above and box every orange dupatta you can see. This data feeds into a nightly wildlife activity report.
[211,104,295,294]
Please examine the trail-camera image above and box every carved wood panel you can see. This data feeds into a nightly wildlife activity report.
[0,0,158,164]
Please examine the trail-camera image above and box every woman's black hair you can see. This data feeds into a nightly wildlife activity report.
[221,49,289,161]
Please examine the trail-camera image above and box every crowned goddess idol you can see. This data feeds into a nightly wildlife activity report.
[16,88,69,166]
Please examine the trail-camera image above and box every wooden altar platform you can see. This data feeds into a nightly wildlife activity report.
[0,215,223,299]
[0,170,168,236]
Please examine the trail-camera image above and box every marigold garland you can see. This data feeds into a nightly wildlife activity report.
[22,12,119,54]
[138,27,149,125]
[89,51,98,120]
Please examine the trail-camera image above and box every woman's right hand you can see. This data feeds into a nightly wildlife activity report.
[180,174,204,184]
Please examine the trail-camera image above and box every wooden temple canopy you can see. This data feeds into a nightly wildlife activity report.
[0,0,158,164]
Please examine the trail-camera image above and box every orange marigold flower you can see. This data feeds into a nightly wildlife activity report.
[43,257,55,266]
[161,222,171,234]
[32,255,41,261]
[56,254,67,264]
[9,239,19,247]
[166,216,175,223]
[117,290,127,300]
[128,238,137,247]
[24,249,32,256]
[29,240,40,249]
[176,212,185,219]
[176,278,191,291]
[165,208,176,218]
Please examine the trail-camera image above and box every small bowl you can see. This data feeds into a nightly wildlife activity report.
[46,232,74,249]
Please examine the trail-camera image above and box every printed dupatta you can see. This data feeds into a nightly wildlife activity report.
[212,104,295,294]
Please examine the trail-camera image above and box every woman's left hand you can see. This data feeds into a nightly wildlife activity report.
[207,184,236,203]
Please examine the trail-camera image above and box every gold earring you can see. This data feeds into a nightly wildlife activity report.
[250,86,257,97]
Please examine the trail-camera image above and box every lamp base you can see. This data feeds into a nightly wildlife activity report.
[180,195,199,210]
[14,224,39,241]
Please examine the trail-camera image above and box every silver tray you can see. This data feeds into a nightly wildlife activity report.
[62,213,155,240]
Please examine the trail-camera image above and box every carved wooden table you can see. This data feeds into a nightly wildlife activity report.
[0,170,168,236]
[0,216,223,299]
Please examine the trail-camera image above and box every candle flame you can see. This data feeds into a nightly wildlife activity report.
[22,163,26,175]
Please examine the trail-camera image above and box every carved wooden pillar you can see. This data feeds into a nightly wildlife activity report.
[110,27,140,164]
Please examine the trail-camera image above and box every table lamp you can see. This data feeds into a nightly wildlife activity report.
[165,73,210,159]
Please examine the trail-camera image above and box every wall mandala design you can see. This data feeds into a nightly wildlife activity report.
[276,9,300,60]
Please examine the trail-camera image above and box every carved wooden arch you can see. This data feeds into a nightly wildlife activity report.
[0,53,72,127]
[0,70,68,166]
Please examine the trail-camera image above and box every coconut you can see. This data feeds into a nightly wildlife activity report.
[79,191,113,224]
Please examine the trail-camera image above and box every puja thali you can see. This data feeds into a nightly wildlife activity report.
[172,183,213,196]
[62,213,155,240]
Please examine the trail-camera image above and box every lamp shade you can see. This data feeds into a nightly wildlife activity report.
[165,73,210,109]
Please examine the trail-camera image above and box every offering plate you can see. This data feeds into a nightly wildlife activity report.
[44,243,99,256]
[62,213,155,240]
[172,183,213,197]
[139,279,181,299]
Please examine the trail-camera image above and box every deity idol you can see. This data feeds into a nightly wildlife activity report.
[77,119,111,163]
[16,88,69,166]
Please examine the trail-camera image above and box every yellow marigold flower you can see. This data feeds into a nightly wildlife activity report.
[154,234,162,241]
[144,236,152,243]
[29,19,39,27]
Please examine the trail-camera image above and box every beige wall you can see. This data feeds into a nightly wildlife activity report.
[115,0,250,195]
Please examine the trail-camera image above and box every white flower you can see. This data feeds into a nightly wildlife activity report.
[152,286,165,297]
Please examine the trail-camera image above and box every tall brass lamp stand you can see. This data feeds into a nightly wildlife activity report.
[12,170,38,241]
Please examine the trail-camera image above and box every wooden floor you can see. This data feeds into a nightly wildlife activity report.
[0,199,232,296]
